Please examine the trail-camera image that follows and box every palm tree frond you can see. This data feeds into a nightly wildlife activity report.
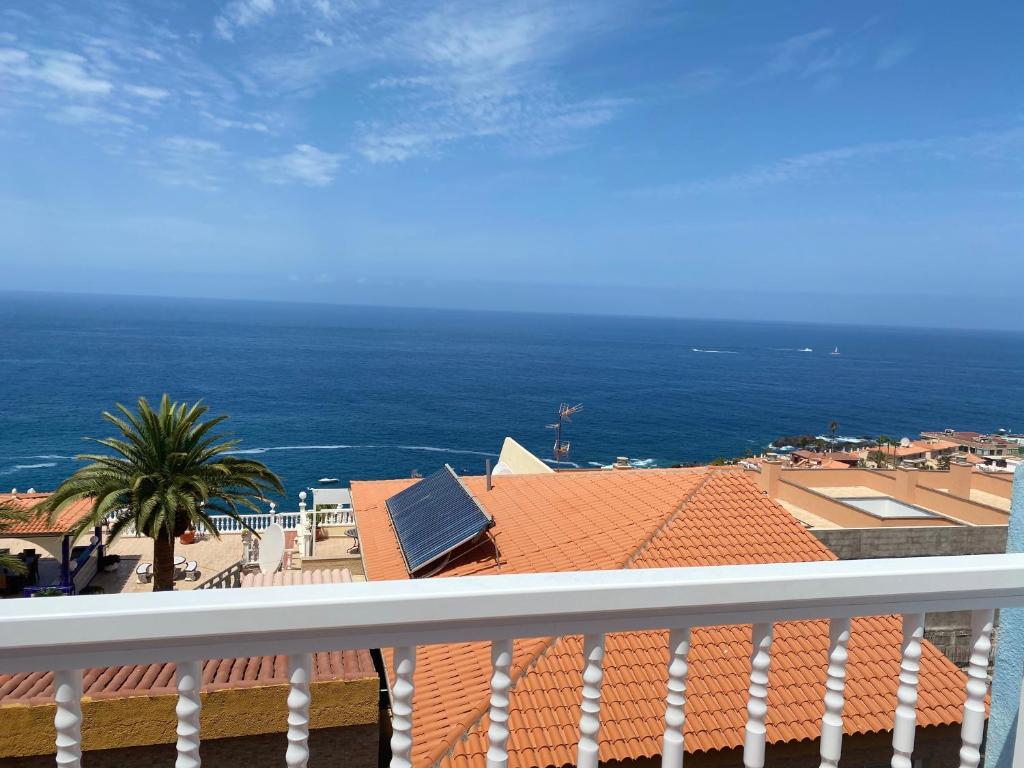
[42,395,282,590]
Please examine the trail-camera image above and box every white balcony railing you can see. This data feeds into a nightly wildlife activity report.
[3,554,1024,768]
[109,511,303,536]
[195,511,302,533]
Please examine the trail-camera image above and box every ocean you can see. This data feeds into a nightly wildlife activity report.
[2,291,1022,506]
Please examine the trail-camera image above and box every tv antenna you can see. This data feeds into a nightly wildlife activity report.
[547,402,583,466]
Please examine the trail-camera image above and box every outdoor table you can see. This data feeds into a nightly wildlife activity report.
[173,555,186,567]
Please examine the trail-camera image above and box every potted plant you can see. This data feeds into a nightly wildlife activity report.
[33,586,66,597]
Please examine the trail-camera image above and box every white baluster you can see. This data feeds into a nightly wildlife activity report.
[661,627,691,768]
[576,633,606,768]
[743,623,773,768]
[891,613,924,768]
[958,610,994,768]
[175,660,202,768]
[818,617,851,768]
[286,653,312,768]
[486,639,514,768]
[390,646,416,768]
[53,669,83,768]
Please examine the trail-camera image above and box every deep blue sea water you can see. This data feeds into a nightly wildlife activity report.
[2,292,1022,506]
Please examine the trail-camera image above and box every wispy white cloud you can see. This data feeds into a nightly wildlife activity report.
[202,110,273,133]
[0,47,113,94]
[702,22,912,95]
[307,0,342,20]
[124,84,169,101]
[676,67,728,97]
[214,0,350,42]
[369,75,438,90]
[747,28,833,83]
[164,136,223,154]
[252,143,343,186]
[359,129,455,163]
[802,44,859,78]
[875,39,916,71]
[638,125,1024,195]
[140,135,228,191]
[0,6,239,123]
[50,104,136,127]
[352,1,627,161]
[307,29,333,47]
[214,0,277,41]
[692,141,903,191]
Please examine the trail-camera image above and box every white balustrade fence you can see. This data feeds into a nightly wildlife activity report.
[197,512,301,534]
[107,512,302,536]
[3,554,1024,768]
[300,509,353,528]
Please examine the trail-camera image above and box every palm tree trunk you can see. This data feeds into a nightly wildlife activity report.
[153,530,176,592]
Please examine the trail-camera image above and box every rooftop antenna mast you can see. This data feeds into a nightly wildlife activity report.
[547,402,583,467]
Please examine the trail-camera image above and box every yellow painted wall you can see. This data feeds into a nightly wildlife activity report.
[0,677,378,758]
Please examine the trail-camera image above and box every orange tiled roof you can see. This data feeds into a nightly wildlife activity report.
[0,493,95,536]
[352,469,968,768]
[869,440,960,459]
[791,450,861,464]
[0,569,376,707]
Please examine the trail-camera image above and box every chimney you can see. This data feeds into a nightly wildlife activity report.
[948,459,973,499]
[485,459,493,491]
[760,458,781,497]
[894,466,918,504]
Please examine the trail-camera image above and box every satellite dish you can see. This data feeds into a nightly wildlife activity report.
[900,437,911,448]
[258,523,286,575]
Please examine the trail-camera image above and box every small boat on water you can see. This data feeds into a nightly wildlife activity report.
[830,347,841,356]
[798,347,813,352]
[318,477,340,484]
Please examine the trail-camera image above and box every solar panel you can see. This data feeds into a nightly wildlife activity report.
[386,464,493,574]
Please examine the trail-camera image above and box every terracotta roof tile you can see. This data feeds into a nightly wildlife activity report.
[352,468,968,768]
[0,493,95,536]
[0,568,376,706]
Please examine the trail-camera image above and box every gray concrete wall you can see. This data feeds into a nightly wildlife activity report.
[811,525,1008,668]
[811,525,1007,560]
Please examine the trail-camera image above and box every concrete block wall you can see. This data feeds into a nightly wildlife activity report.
[810,525,1008,560]
[811,525,1008,667]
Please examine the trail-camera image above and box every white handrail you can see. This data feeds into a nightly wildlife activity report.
[196,512,301,533]
[2,554,1023,674]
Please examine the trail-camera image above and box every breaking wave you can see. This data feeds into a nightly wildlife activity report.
[0,462,57,476]
[225,443,499,458]
[542,459,580,468]
[691,348,738,354]
[586,458,659,469]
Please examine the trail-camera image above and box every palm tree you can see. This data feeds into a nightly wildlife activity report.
[40,395,284,591]
[876,435,895,469]
[0,501,29,576]
[829,420,840,452]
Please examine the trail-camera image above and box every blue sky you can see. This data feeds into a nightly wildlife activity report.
[1,1,1022,328]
